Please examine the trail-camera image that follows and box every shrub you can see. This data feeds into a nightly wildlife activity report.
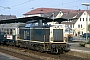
[79,40,90,47]
[79,42,86,47]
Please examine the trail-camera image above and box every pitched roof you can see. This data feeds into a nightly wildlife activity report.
[61,12,83,19]
[0,15,16,20]
[23,8,85,16]
[59,9,76,13]
[61,12,84,24]
[43,10,60,19]
[87,10,90,15]
[23,7,90,24]
[23,8,60,15]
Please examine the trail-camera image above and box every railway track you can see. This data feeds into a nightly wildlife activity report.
[0,45,90,60]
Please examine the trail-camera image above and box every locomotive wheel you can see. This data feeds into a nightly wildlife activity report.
[39,46,44,52]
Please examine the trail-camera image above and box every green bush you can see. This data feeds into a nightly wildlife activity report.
[79,42,86,47]
[79,40,90,47]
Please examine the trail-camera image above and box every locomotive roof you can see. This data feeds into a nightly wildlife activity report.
[0,16,69,24]
[0,23,25,28]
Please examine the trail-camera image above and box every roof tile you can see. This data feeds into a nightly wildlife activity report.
[23,8,60,15]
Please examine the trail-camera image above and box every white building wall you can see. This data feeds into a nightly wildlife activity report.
[24,14,41,17]
[56,11,63,18]
[74,11,90,36]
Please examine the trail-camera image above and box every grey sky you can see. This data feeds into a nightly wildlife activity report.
[0,0,90,18]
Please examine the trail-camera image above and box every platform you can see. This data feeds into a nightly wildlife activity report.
[67,42,90,59]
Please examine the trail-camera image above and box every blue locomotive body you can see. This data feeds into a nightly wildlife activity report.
[16,24,70,53]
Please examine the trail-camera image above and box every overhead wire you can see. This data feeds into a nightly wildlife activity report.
[11,0,33,8]
[26,0,83,10]
[28,0,85,10]
[0,0,33,11]
[0,0,84,10]
[47,0,83,8]
[0,0,88,16]
[33,0,53,8]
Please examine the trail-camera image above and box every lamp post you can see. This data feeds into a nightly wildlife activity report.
[82,3,90,41]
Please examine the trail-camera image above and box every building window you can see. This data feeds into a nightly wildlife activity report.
[83,18,84,21]
[73,24,74,28]
[80,18,81,21]
[81,24,82,28]
[70,24,72,28]
[86,18,87,21]
[78,24,80,28]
